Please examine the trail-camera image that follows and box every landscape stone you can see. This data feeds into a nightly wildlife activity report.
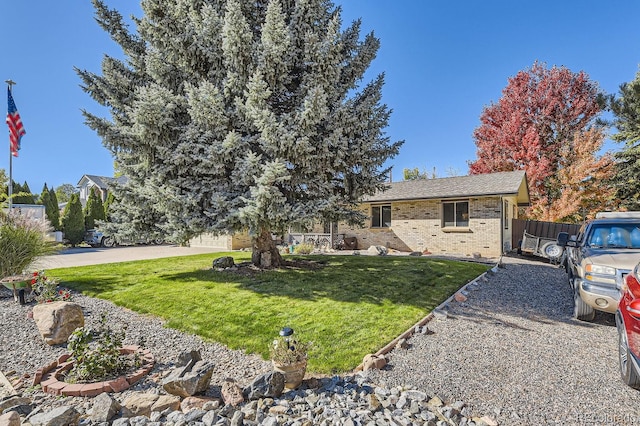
[243,371,284,400]
[221,379,244,406]
[90,393,121,423]
[32,301,84,345]
[29,405,80,426]
[0,411,20,426]
[0,396,31,413]
[162,360,214,398]
[121,393,159,418]
[362,354,387,371]
[212,256,235,269]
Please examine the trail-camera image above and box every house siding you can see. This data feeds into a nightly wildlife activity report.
[340,197,505,257]
[188,231,251,250]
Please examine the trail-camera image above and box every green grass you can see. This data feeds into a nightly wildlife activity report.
[49,253,489,374]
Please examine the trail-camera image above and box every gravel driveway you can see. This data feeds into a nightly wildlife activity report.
[366,254,640,425]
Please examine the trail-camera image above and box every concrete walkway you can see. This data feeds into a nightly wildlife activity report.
[35,245,226,269]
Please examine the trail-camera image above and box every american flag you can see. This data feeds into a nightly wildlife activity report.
[7,87,26,157]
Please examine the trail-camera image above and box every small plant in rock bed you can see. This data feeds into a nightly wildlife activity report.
[65,312,142,383]
[270,333,312,365]
[31,271,72,303]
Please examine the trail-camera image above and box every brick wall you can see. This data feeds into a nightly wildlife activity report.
[340,197,504,257]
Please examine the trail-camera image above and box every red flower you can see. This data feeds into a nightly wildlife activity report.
[31,279,36,284]
[32,272,38,277]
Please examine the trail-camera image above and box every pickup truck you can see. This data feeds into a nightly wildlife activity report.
[558,212,640,321]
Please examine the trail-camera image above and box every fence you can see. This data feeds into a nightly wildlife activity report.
[512,219,581,245]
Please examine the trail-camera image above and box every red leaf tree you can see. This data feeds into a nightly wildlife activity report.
[469,62,604,219]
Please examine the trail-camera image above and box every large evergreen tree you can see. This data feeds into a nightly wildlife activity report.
[610,67,640,210]
[61,194,86,247]
[469,62,607,219]
[78,0,402,267]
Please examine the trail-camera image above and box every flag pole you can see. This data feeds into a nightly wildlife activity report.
[5,79,16,211]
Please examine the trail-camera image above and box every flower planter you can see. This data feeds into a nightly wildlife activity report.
[272,359,307,389]
[33,345,155,397]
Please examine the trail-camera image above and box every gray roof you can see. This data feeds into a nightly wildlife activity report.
[78,174,128,189]
[364,170,529,204]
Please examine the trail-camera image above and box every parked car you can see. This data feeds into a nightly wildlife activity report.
[557,212,640,321]
[83,229,115,248]
[616,264,640,389]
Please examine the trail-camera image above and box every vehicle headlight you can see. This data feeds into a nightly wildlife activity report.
[585,264,616,280]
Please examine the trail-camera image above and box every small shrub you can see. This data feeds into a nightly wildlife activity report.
[66,312,141,383]
[293,243,314,255]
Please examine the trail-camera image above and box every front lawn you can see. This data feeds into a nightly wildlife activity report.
[49,253,489,374]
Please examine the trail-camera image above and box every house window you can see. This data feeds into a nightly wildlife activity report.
[442,200,469,227]
[371,205,391,228]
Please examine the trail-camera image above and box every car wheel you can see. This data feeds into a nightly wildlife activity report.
[102,237,116,248]
[618,318,640,389]
[574,287,595,321]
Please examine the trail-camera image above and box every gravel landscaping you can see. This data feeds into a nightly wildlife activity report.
[2,253,640,425]
[366,254,640,425]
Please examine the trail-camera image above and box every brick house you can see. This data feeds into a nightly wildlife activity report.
[339,170,530,257]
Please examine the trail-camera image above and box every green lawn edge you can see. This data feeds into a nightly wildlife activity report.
[49,253,490,374]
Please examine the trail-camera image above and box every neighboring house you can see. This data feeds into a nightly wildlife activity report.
[338,170,530,258]
[77,174,128,206]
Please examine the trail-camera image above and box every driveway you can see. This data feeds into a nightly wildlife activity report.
[35,245,226,269]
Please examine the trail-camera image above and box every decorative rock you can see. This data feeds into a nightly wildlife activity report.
[362,354,387,371]
[230,410,244,426]
[29,405,80,426]
[243,371,284,400]
[0,411,20,426]
[367,246,388,256]
[121,393,159,418]
[32,302,84,345]
[213,256,235,269]
[201,410,219,426]
[221,379,244,406]
[454,292,468,302]
[395,338,409,350]
[162,360,214,398]
[180,396,219,412]
[177,350,202,367]
[91,392,121,423]
[150,395,180,413]
[0,396,31,412]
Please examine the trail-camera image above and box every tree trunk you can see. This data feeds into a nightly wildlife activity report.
[252,228,283,268]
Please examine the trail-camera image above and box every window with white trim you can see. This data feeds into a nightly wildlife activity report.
[442,200,469,227]
[371,205,391,228]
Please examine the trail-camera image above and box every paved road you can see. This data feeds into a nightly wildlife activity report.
[35,245,226,269]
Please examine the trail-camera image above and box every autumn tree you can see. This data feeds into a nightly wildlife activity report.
[78,0,402,267]
[469,62,605,218]
[610,67,640,210]
[533,128,616,222]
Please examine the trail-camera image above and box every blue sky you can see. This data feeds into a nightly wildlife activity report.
[2,1,640,193]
